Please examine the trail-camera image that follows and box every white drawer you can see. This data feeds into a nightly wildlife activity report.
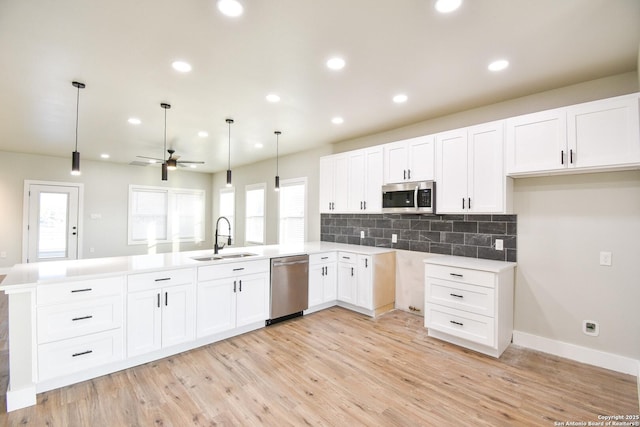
[198,259,269,282]
[426,278,495,317]
[425,304,495,348]
[37,276,124,306]
[338,252,356,263]
[37,296,123,344]
[38,329,123,381]
[425,265,495,288]
[309,252,337,265]
[128,268,194,292]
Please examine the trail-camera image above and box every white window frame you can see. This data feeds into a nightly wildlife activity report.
[244,183,266,245]
[128,185,205,245]
[278,177,307,245]
[218,187,235,244]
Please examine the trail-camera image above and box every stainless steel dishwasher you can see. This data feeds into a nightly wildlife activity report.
[267,255,309,325]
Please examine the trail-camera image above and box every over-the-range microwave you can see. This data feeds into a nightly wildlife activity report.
[382,181,436,214]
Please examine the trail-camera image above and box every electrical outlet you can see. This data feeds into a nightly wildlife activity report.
[391,234,398,243]
[583,320,599,336]
[599,251,612,266]
[495,239,503,251]
[360,230,365,238]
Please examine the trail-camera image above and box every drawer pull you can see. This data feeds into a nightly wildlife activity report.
[72,350,93,357]
[449,273,463,278]
[232,268,245,271]
[342,256,351,260]
[72,315,93,321]
[450,320,464,326]
[154,277,171,282]
[321,256,329,260]
[71,288,92,293]
[449,293,464,299]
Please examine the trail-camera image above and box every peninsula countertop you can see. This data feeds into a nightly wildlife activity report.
[0,242,395,291]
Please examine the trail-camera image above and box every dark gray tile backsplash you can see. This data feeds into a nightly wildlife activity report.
[321,213,517,262]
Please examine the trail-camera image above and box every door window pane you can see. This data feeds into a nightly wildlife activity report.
[245,184,265,244]
[130,189,168,242]
[38,192,69,259]
[279,179,306,245]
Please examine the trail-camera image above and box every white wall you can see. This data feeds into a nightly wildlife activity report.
[0,151,212,268]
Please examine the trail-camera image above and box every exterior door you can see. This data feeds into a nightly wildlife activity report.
[26,183,81,263]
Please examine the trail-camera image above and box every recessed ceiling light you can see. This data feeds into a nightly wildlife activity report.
[254,143,264,149]
[189,164,197,169]
[331,117,344,124]
[100,153,110,159]
[435,0,462,13]
[488,59,509,71]
[217,0,243,17]
[266,94,280,103]
[326,57,346,70]
[148,159,157,164]
[128,117,141,125]
[172,61,192,73]
[198,131,209,138]
[393,94,408,104]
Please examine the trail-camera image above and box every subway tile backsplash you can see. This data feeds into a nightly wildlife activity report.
[321,213,517,262]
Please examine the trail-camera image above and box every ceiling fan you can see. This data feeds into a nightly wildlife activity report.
[136,149,204,170]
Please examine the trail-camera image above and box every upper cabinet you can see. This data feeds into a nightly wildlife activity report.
[506,93,640,176]
[319,153,348,213]
[383,135,435,184]
[436,121,511,214]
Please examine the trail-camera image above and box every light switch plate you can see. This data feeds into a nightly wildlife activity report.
[391,234,398,243]
[599,251,612,266]
[360,231,365,238]
[495,239,503,251]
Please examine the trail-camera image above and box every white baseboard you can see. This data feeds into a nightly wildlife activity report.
[512,330,639,376]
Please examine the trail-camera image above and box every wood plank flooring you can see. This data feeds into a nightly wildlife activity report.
[0,299,637,426]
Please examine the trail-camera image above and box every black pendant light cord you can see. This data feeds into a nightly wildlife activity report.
[74,85,80,152]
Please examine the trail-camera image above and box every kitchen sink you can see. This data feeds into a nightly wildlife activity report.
[191,252,257,262]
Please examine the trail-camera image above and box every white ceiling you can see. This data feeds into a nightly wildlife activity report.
[0,0,638,173]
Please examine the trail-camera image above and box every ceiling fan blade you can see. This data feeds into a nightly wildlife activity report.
[136,155,164,162]
[177,160,205,164]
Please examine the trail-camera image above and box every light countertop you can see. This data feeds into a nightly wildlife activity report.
[0,242,394,291]
[424,255,516,273]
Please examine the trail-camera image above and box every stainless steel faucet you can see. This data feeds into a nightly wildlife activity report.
[214,216,232,254]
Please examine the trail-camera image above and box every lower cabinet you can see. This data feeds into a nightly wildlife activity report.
[126,269,196,357]
[196,259,270,338]
[308,252,337,311]
[337,251,396,317]
[424,257,515,358]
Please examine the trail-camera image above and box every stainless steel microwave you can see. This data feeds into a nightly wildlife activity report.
[382,181,436,214]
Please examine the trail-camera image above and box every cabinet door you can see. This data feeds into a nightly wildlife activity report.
[568,94,640,168]
[236,273,269,328]
[308,264,325,307]
[407,136,435,181]
[337,262,356,304]
[505,108,567,174]
[436,129,469,213]
[364,147,383,212]
[333,154,349,212]
[323,262,338,302]
[383,140,409,184]
[127,289,161,357]
[356,256,373,309]
[468,122,505,213]
[161,283,196,348]
[347,150,366,212]
[319,156,335,213]
[196,279,235,337]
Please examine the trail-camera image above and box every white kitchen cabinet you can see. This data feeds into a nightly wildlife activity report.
[36,276,125,381]
[308,252,338,312]
[436,121,510,214]
[196,259,269,338]
[126,268,196,357]
[424,257,515,358]
[347,146,383,213]
[383,135,435,184]
[506,93,640,175]
[319,153,348,213]
[337,251,396,317]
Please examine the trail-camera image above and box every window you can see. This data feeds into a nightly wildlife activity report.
[278,178,306,245]
[245,183,265,245]
[219,187,235,244]
[128,185,205,244]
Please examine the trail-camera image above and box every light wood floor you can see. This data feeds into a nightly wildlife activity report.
[0,297,637,426]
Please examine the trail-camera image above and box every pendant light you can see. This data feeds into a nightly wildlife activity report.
[161,103,171,181]
[71,81,86,176]
[274,130,281,191]
[225,118,234,187]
